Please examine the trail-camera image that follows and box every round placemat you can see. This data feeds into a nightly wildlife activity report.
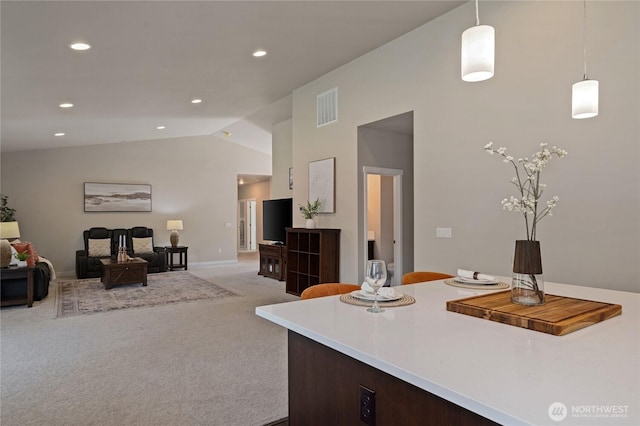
[444,279,510,290]
[339,293,416,307]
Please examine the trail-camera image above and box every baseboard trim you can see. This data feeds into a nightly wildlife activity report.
[190,260,238,267]
[263,418,288,426]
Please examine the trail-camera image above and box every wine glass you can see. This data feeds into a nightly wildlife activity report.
[365,260,387,313]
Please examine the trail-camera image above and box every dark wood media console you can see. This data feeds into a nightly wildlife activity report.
[258,243,286,281]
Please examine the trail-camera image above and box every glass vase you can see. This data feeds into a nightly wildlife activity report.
[512,240,545,305]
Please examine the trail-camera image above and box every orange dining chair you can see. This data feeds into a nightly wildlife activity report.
[401,271,454,285]
[300,283,361,300]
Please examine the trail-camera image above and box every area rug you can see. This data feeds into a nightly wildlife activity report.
[56,271,240,318]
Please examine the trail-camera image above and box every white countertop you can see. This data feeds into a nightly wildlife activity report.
[256,279,640,425]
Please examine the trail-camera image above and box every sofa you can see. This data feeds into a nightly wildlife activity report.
[75,226,167,279]
[1,262,51,303]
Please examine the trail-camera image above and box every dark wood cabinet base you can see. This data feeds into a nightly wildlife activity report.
[288,331,497,426]
[259,244,286,281]
[0,266,34,307]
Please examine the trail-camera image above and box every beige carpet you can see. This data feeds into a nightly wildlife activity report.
[56,271,239,318]
[1,254,299,426]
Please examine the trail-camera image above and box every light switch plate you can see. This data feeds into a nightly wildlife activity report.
[436,227,452,238]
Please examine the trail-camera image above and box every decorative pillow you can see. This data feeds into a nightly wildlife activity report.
[132,237,153,254]
[88,238,111,257]
[11,241,39,267]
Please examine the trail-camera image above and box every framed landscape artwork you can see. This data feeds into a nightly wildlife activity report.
[308,157,335,213]
[84,182,152,212]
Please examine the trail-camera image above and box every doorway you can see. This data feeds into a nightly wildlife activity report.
[238,199,257,252]
[357,111,414,286]
[364,168,403,285]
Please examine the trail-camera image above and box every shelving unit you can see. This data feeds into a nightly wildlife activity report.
[285,228,340,296]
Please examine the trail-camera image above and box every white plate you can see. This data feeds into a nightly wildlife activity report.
[455,276,499,285]
[350,290,403,301]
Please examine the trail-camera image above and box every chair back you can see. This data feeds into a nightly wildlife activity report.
[127,227,156,254]
[83,227,111,252]
[401,271,454,285]
[300,283,361,300]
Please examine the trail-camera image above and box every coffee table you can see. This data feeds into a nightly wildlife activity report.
[100,258,148,290]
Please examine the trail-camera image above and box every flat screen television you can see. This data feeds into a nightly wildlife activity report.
[262,198,292,244]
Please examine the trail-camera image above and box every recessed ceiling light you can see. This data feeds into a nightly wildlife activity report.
[223,131,232,137]
[70,42,91,51]
[59,103,74,108]
[252,50,267,57]
[191,99,203,104]
[54,132,65,137]
[157,126,166,130]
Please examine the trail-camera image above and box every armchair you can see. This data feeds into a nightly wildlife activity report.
[76,227,113,279]
[126,226,167,274]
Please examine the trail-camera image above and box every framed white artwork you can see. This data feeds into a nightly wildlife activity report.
[308,157,335,213]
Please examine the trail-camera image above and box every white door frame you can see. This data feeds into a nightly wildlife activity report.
[238,198,257,252]
[363,166,403,286]
[248,199,257,251]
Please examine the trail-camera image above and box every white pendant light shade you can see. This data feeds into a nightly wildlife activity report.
[572,0,599,119]
[461,24,495,82]
[572,79,599,119]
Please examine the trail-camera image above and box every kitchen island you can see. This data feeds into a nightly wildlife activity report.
[256,279,639,425]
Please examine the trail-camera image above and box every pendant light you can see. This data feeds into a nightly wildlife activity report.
[572,0,599,119]
[461,0,495,82]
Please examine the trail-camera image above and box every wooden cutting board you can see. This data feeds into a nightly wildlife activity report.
[446,290,622,336]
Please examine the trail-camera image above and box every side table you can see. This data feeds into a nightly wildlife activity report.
[165,246,188,271]
[1,266,34,307]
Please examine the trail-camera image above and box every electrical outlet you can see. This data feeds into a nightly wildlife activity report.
[360,385,376,426]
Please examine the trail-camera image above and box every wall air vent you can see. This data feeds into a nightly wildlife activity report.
[317,87,338,127]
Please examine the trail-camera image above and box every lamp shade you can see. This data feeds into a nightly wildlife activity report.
[166,220,183,231]
[0,221,21,239]
[572,79,599,119]
[461,24,495,82]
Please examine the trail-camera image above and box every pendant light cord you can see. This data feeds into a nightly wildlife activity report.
[475,0,480,26]
[583,0,588,80]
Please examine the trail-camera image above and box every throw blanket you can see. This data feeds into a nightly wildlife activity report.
[38,256,56,280]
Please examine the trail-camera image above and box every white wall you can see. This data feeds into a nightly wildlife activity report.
[291,1,639,291]
[271,119,293,200]
[1,134,272,276]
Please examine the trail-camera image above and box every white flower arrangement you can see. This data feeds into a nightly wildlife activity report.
[484,142,567,241]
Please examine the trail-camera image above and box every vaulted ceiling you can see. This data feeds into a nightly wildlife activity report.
[1,1,464,154]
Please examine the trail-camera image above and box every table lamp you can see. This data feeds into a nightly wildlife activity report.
[0,221,21,267]
[167,220,183,247]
